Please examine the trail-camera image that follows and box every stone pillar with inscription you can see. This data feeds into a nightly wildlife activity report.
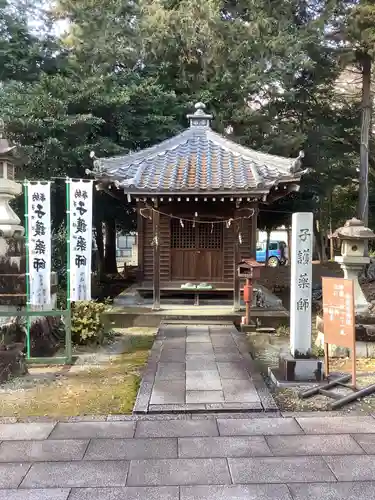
[290,212,313,357]
[268,212,324,384]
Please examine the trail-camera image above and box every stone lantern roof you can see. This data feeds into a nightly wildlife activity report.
[0,119,16,157]
[331,218,375,241]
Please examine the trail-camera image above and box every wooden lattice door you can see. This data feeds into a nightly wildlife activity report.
[170,219,223,280]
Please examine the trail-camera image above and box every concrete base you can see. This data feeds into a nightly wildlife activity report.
[275,353,324,382]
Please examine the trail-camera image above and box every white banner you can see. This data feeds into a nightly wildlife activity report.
[69,179,93,301]
[27,182,51,306]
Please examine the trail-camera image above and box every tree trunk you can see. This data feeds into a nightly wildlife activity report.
[94,220,105,278]
[103,218,118,274]
[313,217,322,263]
[265,229,270,265]
[287,225,292,265]
[329,191,334,261]
[358,52,372,228]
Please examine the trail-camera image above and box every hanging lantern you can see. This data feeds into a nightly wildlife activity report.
[239,232,242,244]
[180,219,184,228]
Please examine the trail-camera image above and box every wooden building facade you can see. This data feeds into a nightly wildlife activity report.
[94,102,305,309]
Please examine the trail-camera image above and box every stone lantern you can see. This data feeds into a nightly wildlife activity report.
[332,218,375,314]
[0,119,24,241]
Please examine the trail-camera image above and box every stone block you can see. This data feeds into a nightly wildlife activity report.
[352,433,375,453]
[84,438,178,460]
[324,455,375,481]
[0,489,70,500]
[216,363,250,380]
[0,423,55,440]
[156,363,185,380]
[180,484,292,500]
[221,379,260,403]
[21,461,130,488]
[228,456,336,483]
[150,380,185,405]
[186,343,214,355]
[68,487,179,500]
[178,436,272,458]
[217,417,303,436]
[288,482,375,500]
[0,439,88,462]
[127,458,231,486]
[186,391,224,403]
[0,463,31,488]
[296,416,375,434]
[278,353,323,382]
[186,371,221,391]
[266,434,364,456]
[49,422,135,439]
[135,420,219,438]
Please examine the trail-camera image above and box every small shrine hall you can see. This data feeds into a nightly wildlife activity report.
[93,103,305,310]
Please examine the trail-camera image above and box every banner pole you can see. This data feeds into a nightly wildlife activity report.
[23,180,31,359]
[65,177,72,363]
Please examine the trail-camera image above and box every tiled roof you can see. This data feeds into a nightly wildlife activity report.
[95,103,304,194]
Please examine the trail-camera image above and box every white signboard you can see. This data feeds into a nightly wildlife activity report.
[69,179,93,301]
[290,212,313,356]
[27,182,51,306]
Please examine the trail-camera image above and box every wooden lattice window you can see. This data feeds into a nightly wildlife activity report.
[198,223,222,249]
[171,219,195,248]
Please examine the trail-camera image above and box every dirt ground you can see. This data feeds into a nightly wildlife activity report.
[0,327,155,418]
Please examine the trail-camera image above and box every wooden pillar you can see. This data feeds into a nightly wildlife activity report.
[152,200,161,310]
[233,220,241,311]
[250,204,258,259]
[136,202,144,282]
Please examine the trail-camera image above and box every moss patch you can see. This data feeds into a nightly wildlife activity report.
[0,328,155,418]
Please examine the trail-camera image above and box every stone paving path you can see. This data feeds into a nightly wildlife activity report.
[134,323,277,413]
[1,415,375,498]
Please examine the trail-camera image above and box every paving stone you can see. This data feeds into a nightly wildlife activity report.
[296,416,375,434]
[186,391,224,403]
[148,404,206,412]
[214,353,243,362]
[266,434,364,456]
[127,458,231,486]
[21,461,129,488]
[150,380,185,404]
[352,434,375,453]
[186,371,221,391]
[180,484,292,500]
[135,420,219,438]
[159,350,186,363]
[68,486,179,500]
[178,436,272,458]
[0,489,70,500]
[288,482,375,500]
[0,439,88,462]
[186,335,211,343]
[186,344,214,355]
[0,423,55,441]
[0,463,31,488]
[216,363,250,379]
[186,326,209,333]
[85,438,177,460]
[50,422,135,439]
[324,455,375,481]
[156,363,185,380]
[228,456,336,483]
[222,379,260,403]
[185,358,217,371]
[217,417,303,436]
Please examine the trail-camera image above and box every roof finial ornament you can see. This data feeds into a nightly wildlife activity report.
[187,102,213,128]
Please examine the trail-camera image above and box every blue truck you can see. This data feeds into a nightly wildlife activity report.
[256,240,288,267]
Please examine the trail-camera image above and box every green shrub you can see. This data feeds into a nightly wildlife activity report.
[71,300,110,345]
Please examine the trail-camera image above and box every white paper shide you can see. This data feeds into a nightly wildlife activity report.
[27,182,51,306]
[290,212,313,357]
[69,180,93,301]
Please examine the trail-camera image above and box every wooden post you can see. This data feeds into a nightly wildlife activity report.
[152,200,160,310]
[136,202,144,282]
[250,204,258,259]
[233,220,241,311]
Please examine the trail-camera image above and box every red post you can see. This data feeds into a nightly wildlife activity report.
[243,278,253,325]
